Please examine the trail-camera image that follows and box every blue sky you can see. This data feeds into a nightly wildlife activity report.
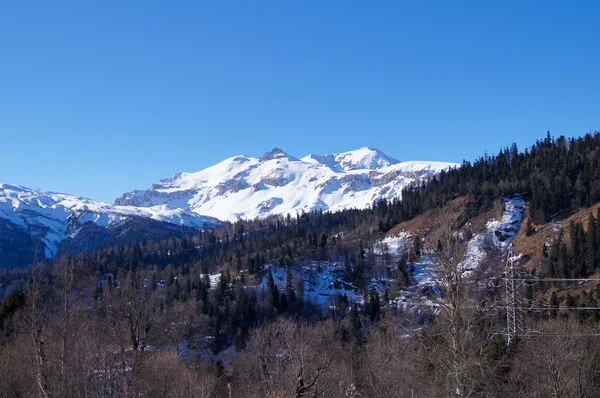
[1,1,599,202]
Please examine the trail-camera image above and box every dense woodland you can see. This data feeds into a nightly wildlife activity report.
[397,131,600,225]
[2,131,600,397]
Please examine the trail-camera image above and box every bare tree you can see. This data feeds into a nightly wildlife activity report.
[509,319,600,398]
[27,262,51,398]
[232,318,342,398]
[421,208,495,397]
[359,314,423,397]
[104,271,161,395]
[135,350,217,398]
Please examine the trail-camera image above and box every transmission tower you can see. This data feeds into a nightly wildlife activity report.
[505,244,524,345]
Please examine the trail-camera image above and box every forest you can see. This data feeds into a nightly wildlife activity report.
[2,131,600,397]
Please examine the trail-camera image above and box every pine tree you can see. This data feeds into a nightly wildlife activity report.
[525,219,534,236]
[559,243,569,278]
[285,267,297,314]
[266,267,279,310]
[398,256,409,287]
[344,253,353,282]
[295,276,305,313]
[285,267,294,295]
[0,287,26,330]
[550,291,559,319]
[355,241,367,289]
[234,327,246,351]
[218,271,227,299]
[367,289,380,323]
[280,292,288,313]
[587,213,597,270]
[349,304,362,343]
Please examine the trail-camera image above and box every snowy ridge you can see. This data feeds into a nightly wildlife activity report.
[0,184,219,258]
[116,147,458,222]
[0,147,456,260]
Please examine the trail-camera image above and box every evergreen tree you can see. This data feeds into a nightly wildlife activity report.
[398,256,409,287]
[587,213,597,270]
[266,267,280,310]
[349,304,362,343]
[285,267,294,296]
[550,291,559,319]
[367,289,380,323]
[525,219,534,236]
[0,287,26,331]
[234,327,246,351]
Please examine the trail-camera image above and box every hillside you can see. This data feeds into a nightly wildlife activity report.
[3,132,600,397]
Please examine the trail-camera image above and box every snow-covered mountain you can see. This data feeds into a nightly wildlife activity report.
[116,147,458,222]
[0,147,456,264]
[0,184,219,259]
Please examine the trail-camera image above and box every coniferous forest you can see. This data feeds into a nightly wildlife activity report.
[2,132,600,397]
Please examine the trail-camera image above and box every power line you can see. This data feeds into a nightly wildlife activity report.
[517,306,600,311]
[505,244,524,346]
[500,243,600,343]
[503,277,600,282]
[522,333,600,337]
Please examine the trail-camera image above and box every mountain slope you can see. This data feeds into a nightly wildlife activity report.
[116,147,457,222]
[0,184,219,260]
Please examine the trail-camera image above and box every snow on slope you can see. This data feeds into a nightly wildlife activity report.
[459,196,525,276]
[258,262,364,307]
[326,147,400,170]
[116,147,458,222]
[377,197,525,309]
[0,184,218,258]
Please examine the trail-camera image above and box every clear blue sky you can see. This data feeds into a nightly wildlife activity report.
[1,1,599,203]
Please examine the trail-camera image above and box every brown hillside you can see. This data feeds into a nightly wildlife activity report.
[513,202,600,272]
[387,195,504,239]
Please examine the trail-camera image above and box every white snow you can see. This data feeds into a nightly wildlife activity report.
[376,232,411,257]
[459,197,525,276]
[0,147,457,259]
[117,147,458,222]
[0,184,219,258]
[249,198,524,312]
[378,197,525,310]
[258,263,364,307]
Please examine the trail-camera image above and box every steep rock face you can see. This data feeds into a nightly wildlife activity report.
[115,147,458,222]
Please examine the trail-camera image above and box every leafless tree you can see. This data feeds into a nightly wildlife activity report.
[508,319,600,398]
[135,350,217,398]
[359,314,423,397]
[232,318,342,398]
[27,261,51,398]
[421,208,497,397]
[104,271,161,395]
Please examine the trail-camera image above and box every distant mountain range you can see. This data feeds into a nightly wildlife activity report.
[0,147,457,267]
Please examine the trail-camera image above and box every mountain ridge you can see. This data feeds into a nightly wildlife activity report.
[115,147,457,222]
[0,183,219,262]
[0,147,456,263]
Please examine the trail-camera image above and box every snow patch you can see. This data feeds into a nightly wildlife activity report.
[459,197,525,276]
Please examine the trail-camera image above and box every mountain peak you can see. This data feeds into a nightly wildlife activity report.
[334,147,400,170]
[260,148,297,162]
